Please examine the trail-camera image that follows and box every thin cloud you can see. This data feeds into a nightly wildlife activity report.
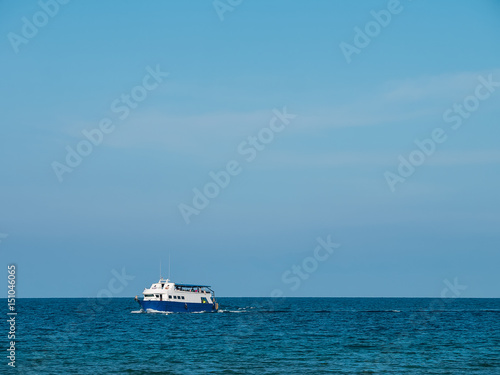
[54,69,500,161]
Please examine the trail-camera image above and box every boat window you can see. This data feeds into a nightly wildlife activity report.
[181,296,185,300]
[169,295,172,299]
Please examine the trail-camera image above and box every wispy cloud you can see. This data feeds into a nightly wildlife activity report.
[427,150,500,166]
[381,70,500,102]
[54,69,500,161]
[258,149,500,169]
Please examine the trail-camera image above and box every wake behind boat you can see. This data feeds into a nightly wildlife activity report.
[135,278,219,313]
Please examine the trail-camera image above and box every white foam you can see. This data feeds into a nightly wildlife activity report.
[145,308,173,314]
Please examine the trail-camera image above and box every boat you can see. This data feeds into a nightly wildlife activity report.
[135,278,219,313]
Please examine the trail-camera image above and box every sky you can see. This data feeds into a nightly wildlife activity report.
[1,0,499,298]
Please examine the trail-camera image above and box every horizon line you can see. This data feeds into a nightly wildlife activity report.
[3,296,500,299]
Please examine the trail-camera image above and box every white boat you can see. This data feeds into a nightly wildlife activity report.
[135,278,218,313]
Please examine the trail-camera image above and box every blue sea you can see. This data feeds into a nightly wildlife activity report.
[4,297,500,374]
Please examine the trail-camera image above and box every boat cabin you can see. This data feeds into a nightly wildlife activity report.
[142,278,215,304]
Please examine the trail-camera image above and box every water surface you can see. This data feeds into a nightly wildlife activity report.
[4,297,500,374]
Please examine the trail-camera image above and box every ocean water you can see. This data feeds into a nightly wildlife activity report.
[4,297,500,374]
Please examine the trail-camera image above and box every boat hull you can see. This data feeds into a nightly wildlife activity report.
[138,300,217,313]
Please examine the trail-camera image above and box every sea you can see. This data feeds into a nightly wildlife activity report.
[4,297,500,374]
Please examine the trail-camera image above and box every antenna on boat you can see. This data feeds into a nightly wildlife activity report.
[168,252,171,280]
[160,259,162,280]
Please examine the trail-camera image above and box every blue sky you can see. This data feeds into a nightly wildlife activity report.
[1,0,499,298]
